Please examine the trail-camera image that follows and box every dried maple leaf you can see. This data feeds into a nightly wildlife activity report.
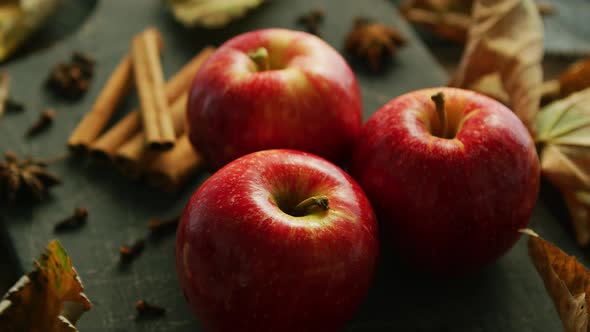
[166,0,266,29]
[0,240,92,332]
[449,0,544,132]
[536,88,590,246]
[0,150,60,203]
[523,229,590,332]
[344,18,407,72]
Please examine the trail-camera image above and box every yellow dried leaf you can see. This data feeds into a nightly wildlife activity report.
[167,0,266,29]
[525,229,590,332]
[536,88,590,246]
[0,240,91,332]
[449,0,544,132]
[0,0,62,62]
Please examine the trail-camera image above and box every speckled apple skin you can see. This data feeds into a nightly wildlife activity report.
[187,28,362,170]
[176,150,378,332]
[350,87,540,274]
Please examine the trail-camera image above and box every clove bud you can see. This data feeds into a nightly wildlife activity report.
[135,299,166,318]
[26,109,56,137]
[148,216,179,238]
[120,239,145,263]
[54,207,88,232]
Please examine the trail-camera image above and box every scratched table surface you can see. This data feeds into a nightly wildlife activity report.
[0,0,583,331]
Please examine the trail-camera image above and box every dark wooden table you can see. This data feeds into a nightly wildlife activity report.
[0,0,586,331]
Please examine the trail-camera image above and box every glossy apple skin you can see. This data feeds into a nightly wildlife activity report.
[176,149,378,332]
[187,28,362,170]
[350,87,540,274]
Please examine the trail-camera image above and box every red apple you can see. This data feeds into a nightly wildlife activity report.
[176,149,378,332]
[350,87,540,274]
[187,28,362,170]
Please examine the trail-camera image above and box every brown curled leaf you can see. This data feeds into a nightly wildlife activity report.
[524,229,590,332]
[449,0,544,132]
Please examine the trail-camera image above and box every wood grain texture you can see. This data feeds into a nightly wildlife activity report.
[0,1,572,331]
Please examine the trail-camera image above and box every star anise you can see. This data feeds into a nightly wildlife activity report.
[0,150,61,203]
[345,17,407,72]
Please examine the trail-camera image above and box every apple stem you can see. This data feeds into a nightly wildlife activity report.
[248,47,270,71]
[293,195,329,215]
[431,92,448,139]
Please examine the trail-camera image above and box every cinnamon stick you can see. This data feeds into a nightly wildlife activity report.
[132,28,175,150]
[89,111,141,163]
[115,93,188,177]
[146,135,203,192]
[67,55,134,153]
[89,47,214,161]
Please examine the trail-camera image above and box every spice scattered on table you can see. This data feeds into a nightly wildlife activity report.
[148,216,180,237]
[135,299,166,318]
[296,8,325,36]
[4,98,24,113]
[54,207,89,232]
[46,51,96,99]
[0,150,61,203]
[132,28,175,150]
[66,28,212,192]
[345,17,407,72]
[26,108,56,138]
[67,55,134,153]
[120,239,146,263]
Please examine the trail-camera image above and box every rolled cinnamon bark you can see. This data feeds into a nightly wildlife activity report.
[146,135,203,192]
[89,47,214,161]
[115,93,188,177]
[67,55,134,153]
[132,28,175,150]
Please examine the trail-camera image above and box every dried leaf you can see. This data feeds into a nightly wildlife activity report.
[0,240,91,332]
[536,88,590,246]
[0,0,63,61]
[167,0,266,29]
[524,229,590,332]
[449,0,544,131]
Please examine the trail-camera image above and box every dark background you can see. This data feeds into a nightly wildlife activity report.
[1,0,588,331]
